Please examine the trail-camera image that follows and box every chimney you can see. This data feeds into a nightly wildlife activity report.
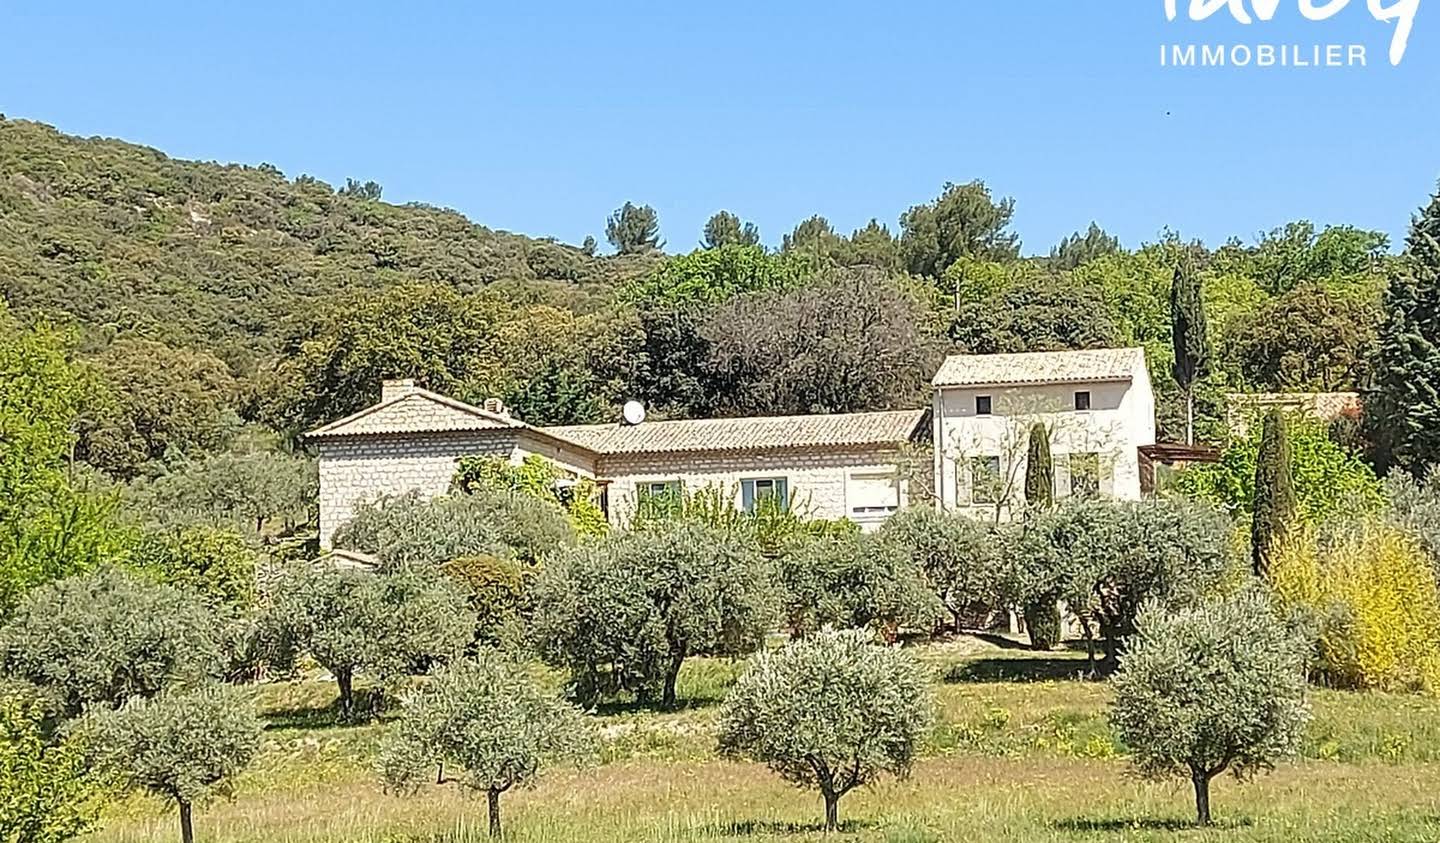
[381,378,418,403]
[482,397,509,417]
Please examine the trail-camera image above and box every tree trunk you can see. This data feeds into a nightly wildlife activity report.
[487,787,502,837]
[1186,389,1195,446]
[336,668,354,720]
[1192,771,1212,826]
[178,799,195,843]
[662,648,685,710]
[823,790,840,832]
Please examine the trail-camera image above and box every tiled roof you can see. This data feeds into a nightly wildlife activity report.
[932,347,1147,388]
[544,409,928,456]
[305,390,524,438]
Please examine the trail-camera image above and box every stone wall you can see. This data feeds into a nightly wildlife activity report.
[317,431,520,549]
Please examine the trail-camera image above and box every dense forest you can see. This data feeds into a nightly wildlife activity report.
[0,115,1409,486]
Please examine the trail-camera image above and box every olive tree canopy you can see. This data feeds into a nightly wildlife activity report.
[1110,588,1310,826]
[87,682,262,843]
[380,652,594,837]
[718,630,932,831]
[0,566,220,716]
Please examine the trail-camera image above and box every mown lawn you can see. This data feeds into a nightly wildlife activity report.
[86,640,1440,843]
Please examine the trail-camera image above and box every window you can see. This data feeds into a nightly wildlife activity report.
[1074,390,1092,411]
[970,456,1001,505]
[849,471,901,517]
[1070,453,1100,497]
[639,480,682,500]
[975,395,993,415]
[741,477,789,513]
[635,480,682,515]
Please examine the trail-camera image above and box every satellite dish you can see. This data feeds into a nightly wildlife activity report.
[622,400,647,425]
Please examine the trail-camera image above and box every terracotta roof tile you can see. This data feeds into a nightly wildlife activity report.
[932,347,1147,388]
[543,409,927,456]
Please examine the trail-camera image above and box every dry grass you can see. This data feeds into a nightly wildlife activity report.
[85,641,1440,842]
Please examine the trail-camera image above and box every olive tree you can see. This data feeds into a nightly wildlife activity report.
[333,489,575,569]
[380,652,595,837]
[531,522,777,708]
[719,630,932,831]
[1110,588,1310,826]
[88,682,262,843]
[0,567,220,716]
[779,532,942,639]
[260,563,473,718]
[1008,498,1234,668]
[874,506,999,633]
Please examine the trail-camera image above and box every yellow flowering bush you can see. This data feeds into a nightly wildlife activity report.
[1271,527,1440,693]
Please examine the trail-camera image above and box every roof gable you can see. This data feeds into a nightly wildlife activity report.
[305,390,522,439]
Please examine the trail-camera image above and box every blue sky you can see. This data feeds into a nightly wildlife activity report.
[2,1,1438,255]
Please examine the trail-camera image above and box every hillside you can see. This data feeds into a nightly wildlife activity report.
[0,117,653,369]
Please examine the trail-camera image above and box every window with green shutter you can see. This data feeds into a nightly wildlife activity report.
[741,477,789,513]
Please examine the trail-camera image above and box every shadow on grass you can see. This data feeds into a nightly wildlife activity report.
[1054,816,1253,834]
[589,695,725,717]
[262,689,390,730]
[945,655,1109,684]
[709,818,878,837]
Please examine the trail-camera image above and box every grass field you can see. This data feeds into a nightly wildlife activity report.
[86,639,1440,842]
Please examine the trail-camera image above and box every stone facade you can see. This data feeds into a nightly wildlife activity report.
[599,447,910,530]
[311,350,1160,546]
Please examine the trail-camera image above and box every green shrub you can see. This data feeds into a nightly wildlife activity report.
[874,507,999,633]
[1271,526,1440,693]
[442,555,527,646]
[779,532,942,639]
[0,692,101,843]
[130,524,260,609]
[334,488,576,568]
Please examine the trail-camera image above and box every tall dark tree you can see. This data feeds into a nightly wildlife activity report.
[1021,422,1059,650]
[1251,410,1296,578]
[605,202,663,254]
[781,215,844,261]
[702,211,760,249]
[1023,423,1054,508]
[1048,222,1123,270]
[1373,185,1440,475]
[1170,256,1211,445]
[898,180,1021,277]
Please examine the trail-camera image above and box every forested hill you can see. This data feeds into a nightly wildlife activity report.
[0,117,650,368]
[0,115,1408,482]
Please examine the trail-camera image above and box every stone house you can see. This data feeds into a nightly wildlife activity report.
[308,347,1159,546]
[930,347,1156,520]
[307,379,927,548]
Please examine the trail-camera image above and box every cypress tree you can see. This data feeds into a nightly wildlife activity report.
[1170,256,1211,445]
[1251,410,1296,578]
[1373,184,1440,475]
[1024,422,1054,507]
[1021,422,1060,649]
